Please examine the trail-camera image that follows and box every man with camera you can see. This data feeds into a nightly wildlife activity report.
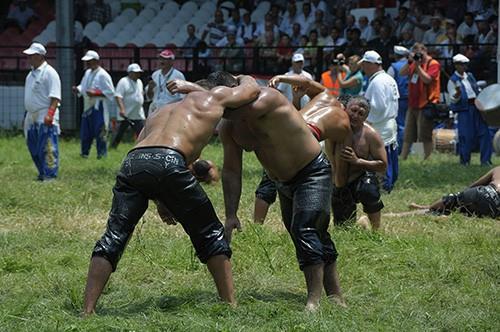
[399,43,441,160]
[320,54,348,97]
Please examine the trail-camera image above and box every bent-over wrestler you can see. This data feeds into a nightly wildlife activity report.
[82,75,260,315]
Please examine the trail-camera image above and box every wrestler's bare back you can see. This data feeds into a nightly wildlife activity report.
[135,91,224,165]
[225,88,321,181]
[299,92,350,142]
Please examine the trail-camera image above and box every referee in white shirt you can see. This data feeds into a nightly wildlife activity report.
[359,50,400,193]
[110,63,145,149]
[23,42,61,181]
[73,50,115,159]
[146,49,185,115]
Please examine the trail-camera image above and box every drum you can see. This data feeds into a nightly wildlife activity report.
[433,128,457,153]
[494,130,500,156]
[475,83,500,126]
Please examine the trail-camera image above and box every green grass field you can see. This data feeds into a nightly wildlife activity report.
[0,135,499,331]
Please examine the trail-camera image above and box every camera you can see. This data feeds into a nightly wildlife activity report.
[332,59,345,66]
[414,52,423,61]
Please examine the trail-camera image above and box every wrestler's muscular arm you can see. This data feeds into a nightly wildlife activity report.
[219,120,244,243]
[269,75,326,99]
[211,75,260,108]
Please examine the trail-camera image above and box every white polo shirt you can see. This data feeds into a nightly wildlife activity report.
[115,76,145,120]
[77,66,115,114]
[151,67,185,108]
[24,61,61,113]
[365,70,399,145]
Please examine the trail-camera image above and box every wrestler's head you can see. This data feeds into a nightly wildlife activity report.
[195,79,217,90]
[192,159,218,183]
[346,96,370,129]
[207,71,238,88]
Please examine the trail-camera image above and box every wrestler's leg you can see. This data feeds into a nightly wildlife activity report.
[254,197,271,224]
[83,256,113,316]
[323,261,346,307]
[304,263,324,312]
[207,255,236,305]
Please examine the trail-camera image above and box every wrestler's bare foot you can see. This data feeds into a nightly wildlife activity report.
[81,310,95,318]
[356,215,370,230]
[328,294,348,308]
[305,301,320,312]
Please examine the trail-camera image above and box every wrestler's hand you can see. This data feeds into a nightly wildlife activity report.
[167,80,204,94]
[268,75,282,89]
[292,85,307,99]
[224,216,242,243]
[340,146,359,165]
[155,200,177,225]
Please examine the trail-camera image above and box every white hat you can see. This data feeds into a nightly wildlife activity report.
[23,42,46,55]
[452,53,469,63]
[358,50,382,64]
[127,63,143,72]
[394,45,409,56]
[292,53,304,62]
[475,14,486,21]
[81,50,100,61]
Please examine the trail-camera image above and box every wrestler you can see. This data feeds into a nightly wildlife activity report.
[409,166,500,219]
[82,75,260,316]
[201,71,346,311]
[253,75,352,224]
[331,96,388,230]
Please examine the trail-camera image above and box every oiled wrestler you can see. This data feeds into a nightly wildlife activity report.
[82,75,260,315]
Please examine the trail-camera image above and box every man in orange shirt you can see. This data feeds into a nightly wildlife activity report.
[320,56,347,97]
[399,43,440,160]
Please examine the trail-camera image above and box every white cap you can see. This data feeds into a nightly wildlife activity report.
[475,14,486,21]
[452,53,469,63]
[394,45,409,56]
[292,53,304,62]
[81,50,100,61]
[23,42,46,55]
[358,50,382,64]
[127,63,143,72]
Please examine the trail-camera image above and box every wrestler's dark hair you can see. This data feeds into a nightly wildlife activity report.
[337,94,352,108]
[347,96,370,115]
[195,79,217,90]
[192,159,211,179]
[207,71,238,87]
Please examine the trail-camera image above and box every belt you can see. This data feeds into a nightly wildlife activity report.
[468,98,475,105]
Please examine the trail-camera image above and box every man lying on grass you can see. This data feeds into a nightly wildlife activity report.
[409,166,500,219]
[82,75,260,316]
